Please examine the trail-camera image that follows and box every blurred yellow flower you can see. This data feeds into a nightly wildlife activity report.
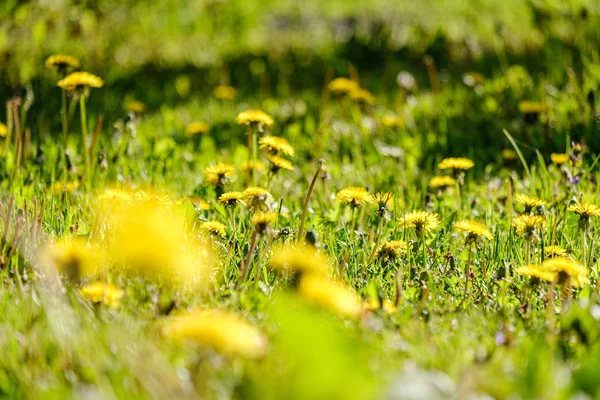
[270,245,330,276]
[57,71,104,90]
[213,85,237,100]
[98,188,134,206]
[103,198,211,288]
[298,275,361,318]
[237,109,274,127]
[241,160,266,174]
[251,211,278,233]
[0,122,7,137]
[53,181,80,194]
[45,54,81,70]
[455,220,493,241]
[428,175,456,189]
[163,310,267,358]
[501,149,518,161]
[438,157,474,171]
[550,153,569,165]
[188,196,211,210]
[516,264,556,282]
[126,100,145,114]
[518,100,546,114]
[382,114,404,128]
[541,257,589,287]
[80,282,123,308]
[328,77,359,95]
[349,87,375,105]
[186,121,210,137]
[38,238,103,281]
[265,154,294,171]
[259,136,295,157]
[336,187,372,208]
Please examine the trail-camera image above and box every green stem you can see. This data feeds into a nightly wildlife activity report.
[464,241,473,300]
[297,158,325,243]
[62,89,69,179]
[79,95,91,182]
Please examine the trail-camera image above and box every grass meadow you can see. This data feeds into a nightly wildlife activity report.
[2,1,600,398]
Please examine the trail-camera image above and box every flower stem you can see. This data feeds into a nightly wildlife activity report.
[79,95,91,183]
[241,229,259,283]
[61,89,69,179]
[464,241,473,300]
[246,127,253,186]
[297,158,325,243]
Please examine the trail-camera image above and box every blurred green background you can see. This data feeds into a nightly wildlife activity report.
[1,0,600,161]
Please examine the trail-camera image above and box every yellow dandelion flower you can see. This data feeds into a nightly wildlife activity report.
[163,310,266,358]
[236,109,274,127]
[0,122,7,137]
[550,153,569,165]
[375,240,408,262]
[382,114,404,128]
[429,176,456,189]
[204,163,236,186]
[515,194,546,212]
[251,211,278,233]
[518,101,546,114]
[242,187,272,201]
[201,221,227,238]
[336,187,373,208]
[542,257,589,286]
[502,149,518,161]
[328,77,359,95]
[45,54,81,70]
[545,246,568,258]
[133,190,173,208]
[265,154,294,171]
[80,282,123,308]
[398,211,440,235]
[371,192,393,219]
[349,87,376,105]
[512,214,545,236]
[57,71,104,91]
[270,245,330,275]
[455,220,493,241]
[189,196,211,210]
[298,275,361,318]
[258,136,295,157]
[516,264,557,282]
[105,199,212,288]
[213,85,237,100]
[218,191,245,207]
[126,100,145,114]
[241,160,266,174]
[186,121,210,137]
[568,202,600,220]
[97,188,134,206]
[37,238,103,280]
[438,157,475,171]
[363,298,397,315]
